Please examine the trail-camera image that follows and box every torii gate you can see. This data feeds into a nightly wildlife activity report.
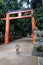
[1,9,36,44]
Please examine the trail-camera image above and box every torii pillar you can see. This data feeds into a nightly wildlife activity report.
[4,10,36,44]
[32,16,36,44]
[5,13,10,44]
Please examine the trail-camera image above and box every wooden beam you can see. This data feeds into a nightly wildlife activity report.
[10,15,32,19]
[18,12,21,17]
[8,10,32,14]
[1,15,32,20]
[1,18,6,20]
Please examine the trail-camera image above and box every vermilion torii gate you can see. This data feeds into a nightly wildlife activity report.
[1,9,36,44]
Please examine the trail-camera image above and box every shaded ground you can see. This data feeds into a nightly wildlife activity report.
[0,37,38,65]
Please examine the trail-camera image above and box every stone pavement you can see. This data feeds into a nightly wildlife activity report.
[0,56,38,65]
[38,57,43,65]
[0,37,38,65]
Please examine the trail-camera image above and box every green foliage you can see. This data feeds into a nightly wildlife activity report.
[35,46,43,52]
[33,4,43,30]
[10,18,32,36]
[0,0,22,18]
[0,20,5,33]
[0,1,5,18]
[31,0,36,8]
[31,0,42,9]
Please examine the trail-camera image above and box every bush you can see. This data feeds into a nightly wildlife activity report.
[35,46,43,52]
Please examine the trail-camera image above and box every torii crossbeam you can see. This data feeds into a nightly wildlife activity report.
[1,9,36,44]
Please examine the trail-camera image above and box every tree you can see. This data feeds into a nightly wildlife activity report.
[0,0,22,18]
[31,0,42,9]
[33,4,43,30]
[10,18,31,37]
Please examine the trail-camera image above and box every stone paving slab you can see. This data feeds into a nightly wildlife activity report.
[0,56,38,65]
[0,37,38,65]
